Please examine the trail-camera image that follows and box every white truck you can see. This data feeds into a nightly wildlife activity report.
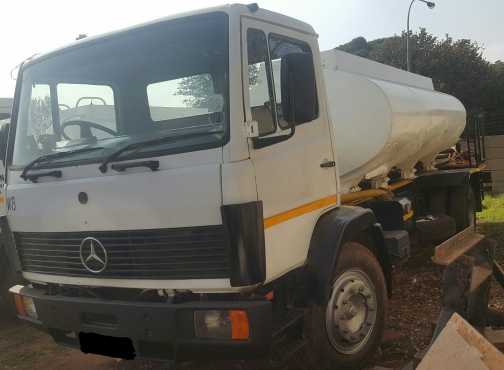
[3,4,489,368]
[0,98,11,312]
[0,98,12,121]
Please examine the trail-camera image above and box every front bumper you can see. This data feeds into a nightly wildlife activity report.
[11,285,272,361]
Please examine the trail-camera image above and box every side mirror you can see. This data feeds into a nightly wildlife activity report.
[0,122,10,163]
[281,53,318,125]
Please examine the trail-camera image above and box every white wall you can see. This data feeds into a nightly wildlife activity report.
[484,135,504,193]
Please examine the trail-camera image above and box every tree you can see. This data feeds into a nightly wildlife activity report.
[493,61,504,74]
[337,30,504,117]
[338,37,369,57]
[29,96,53,137]
[176,66,260,109]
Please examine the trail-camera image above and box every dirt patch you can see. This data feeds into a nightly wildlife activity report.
[0,254,443,370]
[366,247,443,369]
[1,224,504,370]
[0,316,116,370]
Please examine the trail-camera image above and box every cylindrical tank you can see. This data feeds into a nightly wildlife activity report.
[321,50,466,192]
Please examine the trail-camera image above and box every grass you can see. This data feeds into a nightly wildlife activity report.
[478,194,504,264]
[479,194,504,223]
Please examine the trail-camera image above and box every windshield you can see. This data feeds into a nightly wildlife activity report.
[12,12,229,168]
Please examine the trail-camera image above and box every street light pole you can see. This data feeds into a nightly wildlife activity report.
[406,0,435,72]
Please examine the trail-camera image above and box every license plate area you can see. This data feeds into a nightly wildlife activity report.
[79,332,135,359]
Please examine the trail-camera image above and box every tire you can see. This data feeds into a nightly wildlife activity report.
[308,242,388,370]
[449,186,476,231]
[416,214,457,244]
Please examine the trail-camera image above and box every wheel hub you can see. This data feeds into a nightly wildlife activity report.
[326,269,378,354]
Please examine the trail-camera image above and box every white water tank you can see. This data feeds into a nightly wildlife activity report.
[321,50,466,192]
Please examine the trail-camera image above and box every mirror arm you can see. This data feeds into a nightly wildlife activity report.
[252,121,295,149]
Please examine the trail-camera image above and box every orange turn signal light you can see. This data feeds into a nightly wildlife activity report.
[14,294,27,317]
[229,310,250,340]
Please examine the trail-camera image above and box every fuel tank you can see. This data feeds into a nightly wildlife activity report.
[321,50,466,192]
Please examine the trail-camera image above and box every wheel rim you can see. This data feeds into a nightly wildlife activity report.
[325,269,378,355]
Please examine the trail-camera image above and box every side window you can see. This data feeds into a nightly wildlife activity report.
[246,29,317,137]
[247,29,276,136]
[147,74,224,124]
[268,34,314,128]
[28,84,54,138]
[13,83,55,164]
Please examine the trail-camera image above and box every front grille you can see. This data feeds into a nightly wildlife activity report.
[14,226,230,280]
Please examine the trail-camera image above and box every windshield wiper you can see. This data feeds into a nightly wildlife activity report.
[23,170,63,183]
[98,130,223,173]
[20,147,104,181]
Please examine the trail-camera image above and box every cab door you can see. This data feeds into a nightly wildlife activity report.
[241,17,338,281]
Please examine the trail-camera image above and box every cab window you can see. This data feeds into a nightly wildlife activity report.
[247,28,276,136]
[246,29,316,136]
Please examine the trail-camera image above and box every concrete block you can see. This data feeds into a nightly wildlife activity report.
[417,313,504,370]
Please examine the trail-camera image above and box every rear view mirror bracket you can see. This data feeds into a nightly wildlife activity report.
[252,123,295,149]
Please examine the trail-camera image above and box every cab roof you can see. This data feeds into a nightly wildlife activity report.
[24,4,316,68]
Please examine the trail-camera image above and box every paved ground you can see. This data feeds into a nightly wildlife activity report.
[1,221,503,370]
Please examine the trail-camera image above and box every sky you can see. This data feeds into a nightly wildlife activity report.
[0,0,502,98]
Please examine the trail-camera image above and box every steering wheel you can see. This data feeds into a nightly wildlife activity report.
[61,120,118,140]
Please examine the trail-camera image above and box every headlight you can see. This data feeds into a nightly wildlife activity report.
[194,310,249,340]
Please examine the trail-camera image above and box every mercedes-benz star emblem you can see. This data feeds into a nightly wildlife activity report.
[80,237,108,273]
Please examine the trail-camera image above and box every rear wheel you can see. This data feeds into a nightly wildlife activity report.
[308,242,388,369]
[449,186,476,231]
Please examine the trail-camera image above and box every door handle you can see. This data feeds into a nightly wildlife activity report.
[320,160,336,168]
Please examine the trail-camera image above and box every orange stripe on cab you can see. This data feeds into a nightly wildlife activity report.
[263,195,337,230]
[262,180,414,229]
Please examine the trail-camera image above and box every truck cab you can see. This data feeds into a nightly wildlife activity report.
[4,4,474,368]
[0,106,12,312]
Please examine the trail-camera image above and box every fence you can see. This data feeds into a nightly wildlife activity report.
[481,112,504,193]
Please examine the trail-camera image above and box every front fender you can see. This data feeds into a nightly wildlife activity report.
[306,206,391,303]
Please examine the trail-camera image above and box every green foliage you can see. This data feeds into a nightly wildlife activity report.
[493,60,504,74]
[338,30,504,116]
[479,194,504,223]
[176,66,260,109]
[248,64,261,86]
[338,37,369,57]
[176,74,215,108]
[29,96,53,137]
[488,61,504,116]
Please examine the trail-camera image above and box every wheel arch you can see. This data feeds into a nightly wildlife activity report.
[306,206,392,304]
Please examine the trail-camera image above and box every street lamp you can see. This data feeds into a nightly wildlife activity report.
[407,0,435,72]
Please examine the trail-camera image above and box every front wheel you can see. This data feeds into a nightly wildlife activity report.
[308,242,388,369]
